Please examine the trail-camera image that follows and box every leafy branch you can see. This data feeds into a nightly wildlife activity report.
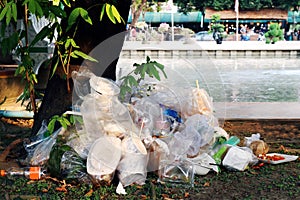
[119,56,167,101]
[0,0,125,113]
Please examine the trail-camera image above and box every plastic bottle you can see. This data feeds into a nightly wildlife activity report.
[213,145,228,165]
[0,166,46,180]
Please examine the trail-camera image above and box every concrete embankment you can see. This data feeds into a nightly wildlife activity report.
[121,41,300,58]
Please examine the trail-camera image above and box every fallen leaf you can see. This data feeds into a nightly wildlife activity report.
[184,192,189,198]
[203,181,210,187]
[56,186,68,193]
[84,189,93,197]
[42,188,48,193]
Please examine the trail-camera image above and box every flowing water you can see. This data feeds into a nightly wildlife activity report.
[117,56,300,102]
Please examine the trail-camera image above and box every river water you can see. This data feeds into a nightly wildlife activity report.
[117,56,300,102]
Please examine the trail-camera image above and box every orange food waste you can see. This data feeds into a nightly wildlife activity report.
[258,154,285,161]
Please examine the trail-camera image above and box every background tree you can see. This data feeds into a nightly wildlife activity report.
[174,0,299,11]
[0,0,131,135]
[130,0,147,27]
[33,0,132,135]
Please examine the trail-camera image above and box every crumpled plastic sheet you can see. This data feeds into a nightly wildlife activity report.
[24,122,61,166]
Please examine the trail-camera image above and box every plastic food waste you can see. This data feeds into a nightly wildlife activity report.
[158,159,195,185]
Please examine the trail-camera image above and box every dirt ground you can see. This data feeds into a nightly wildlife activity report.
[0,117,299,199]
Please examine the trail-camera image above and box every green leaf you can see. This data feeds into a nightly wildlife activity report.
[106,4,116,24]
[66,8,80,31]
[70,52,79,58]
[100,4,105,21]
[30,26,51,47]
[154,62,167,78]
[48,144,72,178]
[49,6,67,18]
[63,0,71,7]
[57,118,67,129]
[148,65,160,80]
[50,56,59,78]
[52,0,60,6]
[11,3,17,22]
[70,38,79,48]
[32,73,38,83]
[65,38,71,49]
[5,6,11,25]
[28,0,36,14]
[153,61,164,70]
[111,5,121,23]
[48,118,57,134]
[73,50,98,62]
[127,75,138,87]
[35,1,43,17]
[79,8,92,25]
[0,5,8,21]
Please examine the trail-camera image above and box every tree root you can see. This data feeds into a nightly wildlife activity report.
[0,138,23,162]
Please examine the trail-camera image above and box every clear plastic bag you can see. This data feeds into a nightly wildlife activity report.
[24,120,49,158]
[148,84,216,125]
[80,74,137,139]
[158,159,195,186]
[168,114,215,158]
[60,150,91,183]
[27,127,61,166]
[131,97,163,138]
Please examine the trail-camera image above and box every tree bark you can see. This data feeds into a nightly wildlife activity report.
[32,0,131,135]
[130,0,147,27]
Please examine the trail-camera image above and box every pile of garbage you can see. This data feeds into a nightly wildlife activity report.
[22,68,298,190]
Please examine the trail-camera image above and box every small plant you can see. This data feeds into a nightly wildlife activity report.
[210,14,225,44]
[264,23,284,44]
[119,56,167,102]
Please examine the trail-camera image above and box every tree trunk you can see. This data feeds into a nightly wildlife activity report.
[32,0,131,135]
[130,0,147,28]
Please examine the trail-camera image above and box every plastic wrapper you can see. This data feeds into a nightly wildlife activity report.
[60,150,91,183]
[244,133,269,156]
[130,97,162,137]
[158,159,195,186]
[66,129,93,159]
[147,138,170,172]
[24,120,49,158]
[187,153,219,175]
[148,84,218,126]
[25,126,61,166]
[244,133,261,147]
[117,136,148,187]
[80,75,137,139]
[168,114,215,158]
[72,69,94,109]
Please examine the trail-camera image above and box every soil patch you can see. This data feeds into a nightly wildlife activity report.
[0,118,299,199]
